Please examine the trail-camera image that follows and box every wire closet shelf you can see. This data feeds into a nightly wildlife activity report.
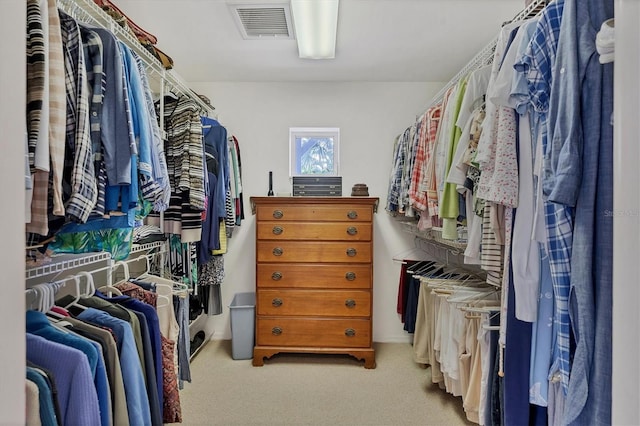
[56,0,215,116]
[427,0,549,108]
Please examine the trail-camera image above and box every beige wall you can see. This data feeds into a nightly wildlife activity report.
[190,81,443,343]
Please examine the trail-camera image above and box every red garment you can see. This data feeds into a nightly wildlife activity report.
[50,306,70,316]
[114,281,158,307]
[397,261,414,321]
[162,336,182,423]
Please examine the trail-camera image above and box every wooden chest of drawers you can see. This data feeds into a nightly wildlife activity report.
[250,196,379,368]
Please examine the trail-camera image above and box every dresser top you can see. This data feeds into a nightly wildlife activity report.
[250,196,379,214]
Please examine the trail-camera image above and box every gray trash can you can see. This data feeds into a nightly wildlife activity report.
[229,292,256,360]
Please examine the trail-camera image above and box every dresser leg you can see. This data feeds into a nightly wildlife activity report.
[252,347,274,366]
[252,348,264,366]
[348,349,376,369]
[363,356,376,369]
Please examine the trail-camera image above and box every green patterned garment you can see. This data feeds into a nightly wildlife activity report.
[48,228,134,261]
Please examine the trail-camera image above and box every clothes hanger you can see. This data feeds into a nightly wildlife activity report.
[392,237,430,263]
[129,253,190,296]
[406,260,436,275]
[97,284,123,297]
[156,293,171,308]
[111,260,131,285]
[411,261,444,278]
[76,271,96,297]
[60,275,86,310]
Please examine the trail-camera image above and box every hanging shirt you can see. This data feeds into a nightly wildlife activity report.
[47,0,66,217]
[386,130,409,214]
[78,24,107,217]
[515,0,572,396]
[77,307,152,426]
[26,310,111,426]
[26,0,46,173]
[87,26,132,186]
[26,333,101,426]
[133,52,170,211]
[59,11,98,223]
[550,0,614,424]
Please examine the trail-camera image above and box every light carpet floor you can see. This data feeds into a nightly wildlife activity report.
[177,340,475,426]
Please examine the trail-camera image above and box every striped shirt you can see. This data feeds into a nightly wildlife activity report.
[60,11,98,223]
[26,0,46,173]
[47,0,67,217]
[481,202,504,287]
[147,96,205,242]
[79,25,107,216]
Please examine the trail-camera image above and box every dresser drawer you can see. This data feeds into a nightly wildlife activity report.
[256,204,372,222]
[256,318,371,348]
[257,289,371,317]
[257,263,371,289]
[257,241,371,263]
[257,221,372,241]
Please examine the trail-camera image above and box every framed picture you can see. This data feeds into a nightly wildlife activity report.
[289,127,340,177]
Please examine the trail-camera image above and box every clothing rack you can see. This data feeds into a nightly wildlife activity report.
[56,0,214,117]
[426,0,549,109]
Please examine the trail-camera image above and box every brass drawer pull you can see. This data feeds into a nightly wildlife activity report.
[273,247,283,256]
[271,271,283,281]
[347,210,358,219]
[346,248,357,257]
[345,272,356,281]
[272,326,283,335]
[272,226,284,235]
[347,226,358,236]
[345,299,356,308]
[345,328,356,337]
[273,209,284,219]
[272,298,283,307]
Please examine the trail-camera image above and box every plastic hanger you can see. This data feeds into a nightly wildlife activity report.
[76,271,96,297]
[392,237,431,262]
[111,261,131,285]
[60,275,85,310]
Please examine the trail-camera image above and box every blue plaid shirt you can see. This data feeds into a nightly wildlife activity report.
[386,128,411,213]
[516,0,573,395]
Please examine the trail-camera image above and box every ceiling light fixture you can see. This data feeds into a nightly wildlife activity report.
[290,0,339,59]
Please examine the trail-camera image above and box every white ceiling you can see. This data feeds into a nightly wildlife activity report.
[114,0,525,83]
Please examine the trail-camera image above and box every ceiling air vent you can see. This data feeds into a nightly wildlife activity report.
[229,3,294,40]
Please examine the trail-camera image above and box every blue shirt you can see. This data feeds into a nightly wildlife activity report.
[202,117,229,221]
[550,0,615,424]
[96,292,164,422]
[78,307,152,426]
[26,310,111,426]
[26,367,59,426]
[86,26,132,186]
[386,129,410,213]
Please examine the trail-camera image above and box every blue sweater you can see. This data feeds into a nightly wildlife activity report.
[26,333,101,426]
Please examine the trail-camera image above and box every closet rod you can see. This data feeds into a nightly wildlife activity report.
[425,0,550,111]
[57,0,215,116]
